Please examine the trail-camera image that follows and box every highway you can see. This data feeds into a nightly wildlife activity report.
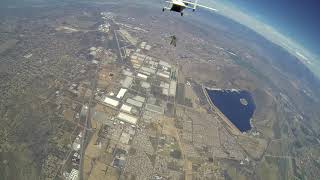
[79,63,100,180]
[78,19,122,180]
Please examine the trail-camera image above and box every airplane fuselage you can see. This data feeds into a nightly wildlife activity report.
[170,0,186,12]
[170,3,186,12]
[163,0,188,16]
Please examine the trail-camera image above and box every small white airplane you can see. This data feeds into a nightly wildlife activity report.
[162,0,218,16]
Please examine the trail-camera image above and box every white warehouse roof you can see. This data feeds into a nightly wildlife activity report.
[159,60,171,68]
[116,88,127,99]
[145,45,151,50]
[121,76,133,88]
[133,95,145,102]
[169,81,177,97]
[141,66,156,74]
[117,112,137,124]
[162,88,169,96]
[157,72,170,79]
[140,42,146,48]
[103,97,119,107]
[120,104,132,113]
[137,73,148,80]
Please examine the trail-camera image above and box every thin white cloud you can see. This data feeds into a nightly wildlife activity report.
[199,0,320,78]
[295,51,308,61]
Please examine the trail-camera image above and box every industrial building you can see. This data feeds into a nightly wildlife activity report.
[120,104,132,113]
[72,137,81,151]
[117,112,138,124]
[140,42,147,48]
[140,81,151,89]
[169,80,177,97]
[139,41,152,51]
[126,98,143,108]
[137,73,148,80]
[160,82,170,96]
[157,60,171,79]
[145,45,151,50]
[103,96,119,107]
[133,95,146,103]
[98,23,110,33]
[121,76,133,88]
[145,104,164,114]
[112,149,126,169]
[119,132,131,144]
[159,60,172,69]
[122,69,133,76]
[141,66,156,74]
[116,88,127,99]
[80,105,88,118]
[157,71,170,79]
[160,82,170,89]
[162,88,169,96]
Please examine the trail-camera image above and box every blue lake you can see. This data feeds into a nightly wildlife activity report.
[206,88,255,132]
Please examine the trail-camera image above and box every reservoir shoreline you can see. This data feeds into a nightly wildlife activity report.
[202,85,241,135]
[203,86,255,133]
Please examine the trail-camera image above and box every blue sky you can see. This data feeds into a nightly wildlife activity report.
[200,0,320,78]
[229,0,320,56]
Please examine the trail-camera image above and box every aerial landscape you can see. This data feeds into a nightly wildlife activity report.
[0,0,320,180]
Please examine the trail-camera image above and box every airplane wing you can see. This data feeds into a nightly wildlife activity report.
[183,0,218,12]
[166,0,187,7]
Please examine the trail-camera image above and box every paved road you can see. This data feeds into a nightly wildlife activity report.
[78,19,121,180]
[79,64,100,180]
